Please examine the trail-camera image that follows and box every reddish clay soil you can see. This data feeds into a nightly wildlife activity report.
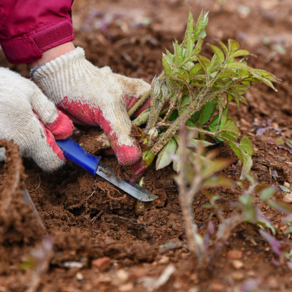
[0,0,292,291]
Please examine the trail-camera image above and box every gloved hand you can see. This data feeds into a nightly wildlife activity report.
[32,47,151,165]
[0,68,74,171]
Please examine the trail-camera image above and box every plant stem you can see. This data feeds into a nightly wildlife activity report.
[127,72,165,118]
[150,77,247,155]
[127,89,151,118]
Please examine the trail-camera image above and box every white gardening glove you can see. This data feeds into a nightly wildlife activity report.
[0,68,74,171]
[32,47,151,165]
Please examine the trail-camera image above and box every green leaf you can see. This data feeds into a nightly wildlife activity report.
[222,120,240,137]
[19,257,35,271]
[241,153,253,179]
[227,62,254,73]
[240,136,254,155]
[260,187,275,201]
[162,54,176,76]
[228,39,240,54]
[217,68,239,79]
[189,110,201,124]
[190,63,203,78]
[217,40,229,57]
[156,138,177,170]
[226,140,243,162]
[268,200,292,215]
[193,11,204,39]
[199,100,214,124]
[194,38,203,55]
[202,159,230,179]
[279,185,290,193]
[173,40,183,65]
[230,49,250,58]
[220,131,237,141]
[204,175,233,188]
[197,55,211,73]
[281,214,292,226]
[254,69,277,82]
[209,45,225,63]
[188,139,214,148]
[168,109,179,121]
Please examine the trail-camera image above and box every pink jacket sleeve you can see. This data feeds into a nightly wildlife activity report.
[0,0,74,64]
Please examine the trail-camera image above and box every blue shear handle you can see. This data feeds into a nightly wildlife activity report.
[56,138,101,175]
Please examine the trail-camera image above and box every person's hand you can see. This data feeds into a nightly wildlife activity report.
[32,47,151,165]
[0,68,74,171]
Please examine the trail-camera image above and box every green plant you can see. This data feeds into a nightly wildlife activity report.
[175,127,292,269]
[129,10,279,179]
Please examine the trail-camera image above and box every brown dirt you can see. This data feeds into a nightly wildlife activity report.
[1,0,292,291]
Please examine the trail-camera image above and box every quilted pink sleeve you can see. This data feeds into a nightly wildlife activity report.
[0,0,74,64]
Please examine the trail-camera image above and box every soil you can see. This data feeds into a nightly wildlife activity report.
[0,0,292,291]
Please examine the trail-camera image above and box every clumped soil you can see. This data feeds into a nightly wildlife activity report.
[0,0,292,291]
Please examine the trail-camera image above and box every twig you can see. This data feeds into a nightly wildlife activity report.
[85,190,96,201]
[91,210,103,223]
[28,174,41,193]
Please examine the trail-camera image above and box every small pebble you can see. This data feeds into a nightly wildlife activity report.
[282,193,292,203]
[116,270,129,283]
[227,250,243,259]
[92,257,111,272]
[119,283,134,292]
[284,182,291,188]
[210,283,224,291]
[231,272,244,281]
[231,260,244,269]
[158,256,170,264]
[247,271,255,277]
[181,253,190,259]
[76,272,83,280]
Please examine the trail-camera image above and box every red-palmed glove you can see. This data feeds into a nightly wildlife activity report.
[32,47,151,165]
[0,68,74,171]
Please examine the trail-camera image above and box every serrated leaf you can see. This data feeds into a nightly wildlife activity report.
[217,40,229,57]
[254,69,277,82]
[197,55,211,73]
[194,38,203,55]
[222,120,240,137]
[260,187,275,201]
[230,49,250,58]
[162,54,176,76]
[199,100,214,124]
[193,11,204,39]
[156,138,177,170]
[209,44,225,63]
[228,39,240,54]
[226,140,243,162]
[217,68,239,79]
[240,136,254,155]
[209,55,221,72]
[227,62,254,73]
[173,40,183,65]
[190,63,203,78]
